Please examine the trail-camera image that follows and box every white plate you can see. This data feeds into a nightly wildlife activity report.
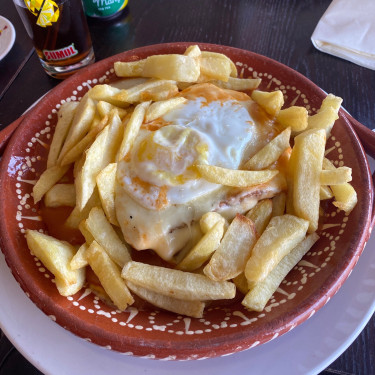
[0,16,15,61]
[0,156,374,375]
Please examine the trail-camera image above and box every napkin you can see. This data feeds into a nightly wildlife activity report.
[311,0,375,70]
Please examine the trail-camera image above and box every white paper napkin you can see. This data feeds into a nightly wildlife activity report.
[311,0,375,70]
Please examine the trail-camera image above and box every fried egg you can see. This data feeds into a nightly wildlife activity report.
[115,83,282,261]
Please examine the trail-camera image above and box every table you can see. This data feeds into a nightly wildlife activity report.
[0,0,374,374]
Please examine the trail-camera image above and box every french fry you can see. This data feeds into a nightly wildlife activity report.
[59,114,109,166]
[200,51,238,77]
[26,229,77,283]
[96,163,118,226]
[307,107,338,135]
[144,83,179,102]
[145,97,187,123]
[126,281,205,318]
[142,54,200,82]
[272,192,286,217]
[96,101,128,119]
[88,84,128,108]
[320,167,352,185]
[111,77,150,90]
[245,214,309,285]
[199,54,232,82]
[251,90,284,117]
[26,230,85,296]
[184,45,201,58]
[33,165,70,204]
[78,220,95,244]
[75,112,123,210]
[85,207,131,268]
[86,241,134,310]
[276,106,308,132]
[242,232,319,311]
[114,60,146,77]
[47,102,79,168]
[89,84,121,99]
[292,129,326,232]
[172,223,204,265]
[244,127,291,170]
[332,184,358,213]
[70,243,88,270]
[285,146,297,215]
[54,274,86,297]
[199,211,226,234]
[112,80,178,104]
[307,92,342,136]
[322,158,357,213]
[73,152,85,179]
[65,188,101,229]
[196,165,278,187]
[211,77,261,91]
[90,111,102,130]
[58,93,97,160]
[177,220,225,272]
[44,184,76,207]
[110,77,150,90]
[204,214,257,281]
[116,101,150,161]
[320,185,333,200]
[319,93,343,113]
[232,273,249,294]
[122,261,236,301]
[245,199,273,236]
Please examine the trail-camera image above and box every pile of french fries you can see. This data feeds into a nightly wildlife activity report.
[25,45,357,318]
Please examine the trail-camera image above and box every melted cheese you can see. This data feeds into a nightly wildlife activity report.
[115,83,280,261]
[115,175,284,261]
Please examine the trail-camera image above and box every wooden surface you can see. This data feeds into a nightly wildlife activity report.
[0,0,374,373]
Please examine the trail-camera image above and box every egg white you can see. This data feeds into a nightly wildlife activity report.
[118,95,256,208]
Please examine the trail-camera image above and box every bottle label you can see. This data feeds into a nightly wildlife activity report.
[43,44,78,61]
[83,0,128,18]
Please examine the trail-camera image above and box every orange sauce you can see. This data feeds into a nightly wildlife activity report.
[130,176,169,210]
[86,266,101,285]
[156,185,168,209]
[40,204,84,245]
[141,118,171,131]
[39,165,84,245]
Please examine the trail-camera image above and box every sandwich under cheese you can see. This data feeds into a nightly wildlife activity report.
[115,83,285,261]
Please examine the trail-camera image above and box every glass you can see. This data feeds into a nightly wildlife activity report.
[13,0,95,79]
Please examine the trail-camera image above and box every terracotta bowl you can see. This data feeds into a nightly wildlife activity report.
[0,43,373,360]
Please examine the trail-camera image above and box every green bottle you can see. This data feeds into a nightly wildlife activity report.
[82,0,128,18]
